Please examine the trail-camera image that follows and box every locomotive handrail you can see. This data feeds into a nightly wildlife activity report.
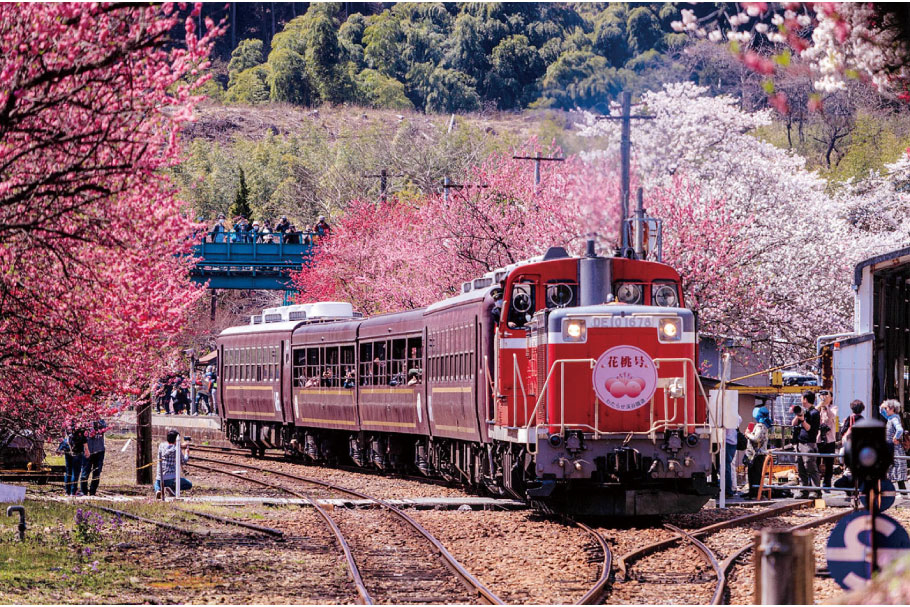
[521,358,597,453]
[512,353,531,427]
[647,357,713,437]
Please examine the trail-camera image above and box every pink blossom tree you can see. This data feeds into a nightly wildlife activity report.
[293,143,624,315]
[0,4,222,440]
[291,139,756,348]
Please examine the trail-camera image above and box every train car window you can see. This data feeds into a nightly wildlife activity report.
[292,349,306,387]
[323,347,339,387]
[507,283,535,329]
[406,337,422,382]
[304,348,321,387]
[546,281,577,308]
[359,342,372,386]
[372,341,389,385]
[340,345,355,387]
[256,348,262,382]
[390,339,406,385]
[240,349,246,381]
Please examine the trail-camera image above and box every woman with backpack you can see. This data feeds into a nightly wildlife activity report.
[882,399,907,490]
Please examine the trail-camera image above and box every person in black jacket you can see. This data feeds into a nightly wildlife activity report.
[792,390,822,498]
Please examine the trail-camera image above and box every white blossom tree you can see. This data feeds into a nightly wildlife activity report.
[577,82,897,359]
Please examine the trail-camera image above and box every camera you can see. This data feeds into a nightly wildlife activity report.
[183,436,192,443]
[790,404,803,416]
[819,424,830,437]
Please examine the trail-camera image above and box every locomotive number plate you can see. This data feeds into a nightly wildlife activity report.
[592,345,658,411]
[588,315,659,329]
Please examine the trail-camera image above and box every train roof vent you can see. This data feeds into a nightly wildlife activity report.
[473,277,493,290]
[263,313,283,323]
[307,301,355,319]
[250,315,262,325]
[542,246,569,260]
[288,311,307,321]
[462,281,472,293]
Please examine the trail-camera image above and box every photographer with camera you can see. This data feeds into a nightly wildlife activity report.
[791,390,822,498]
[817,389,837,491]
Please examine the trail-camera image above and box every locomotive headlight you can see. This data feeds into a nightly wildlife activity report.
[563,319,587,342]
[658,317,681,342]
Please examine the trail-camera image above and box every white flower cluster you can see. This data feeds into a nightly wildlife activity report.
[575,83,898,352]
[802,4,910,95]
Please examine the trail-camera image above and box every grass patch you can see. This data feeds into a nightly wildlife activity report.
[0,500,168,604]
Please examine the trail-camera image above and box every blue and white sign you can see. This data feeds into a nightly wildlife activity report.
[859,479,896,512]
[827,511,910,590]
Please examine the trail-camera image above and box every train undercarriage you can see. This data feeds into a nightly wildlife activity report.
[223,418,714,516]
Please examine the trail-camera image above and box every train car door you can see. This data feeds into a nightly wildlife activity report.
[280,337,293,424]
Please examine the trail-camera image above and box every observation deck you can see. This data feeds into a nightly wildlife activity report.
[190,235,314,290]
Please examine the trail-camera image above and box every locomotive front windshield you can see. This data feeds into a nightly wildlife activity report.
[505,277,681,330]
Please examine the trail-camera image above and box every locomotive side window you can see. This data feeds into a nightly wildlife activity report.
[651,282,680,307]
[546,281,577,308]
[507,283,535,329]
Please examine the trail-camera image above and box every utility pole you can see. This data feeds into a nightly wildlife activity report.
[512,152,565,185]
[595,91,654,257]
[442,178,490,202]
[364,169,403,202]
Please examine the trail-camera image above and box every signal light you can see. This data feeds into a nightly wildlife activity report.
[844,418,893,484]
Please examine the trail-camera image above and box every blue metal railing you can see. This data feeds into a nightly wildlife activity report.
[189,231,318,290]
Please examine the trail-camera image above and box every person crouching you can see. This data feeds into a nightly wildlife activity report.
[155,430,192,499]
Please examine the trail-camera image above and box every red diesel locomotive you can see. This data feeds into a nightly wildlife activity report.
[217,242,715,515]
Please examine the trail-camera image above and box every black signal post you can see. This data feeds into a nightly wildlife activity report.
[844,417,894,575]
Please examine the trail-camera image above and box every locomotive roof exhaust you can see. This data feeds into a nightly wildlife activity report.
[578,238,611,306]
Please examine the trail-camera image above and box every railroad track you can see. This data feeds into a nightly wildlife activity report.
[190,443,453,487]
[614,500,852,605]
[188,454,502,605]
[191,451,613,605]
[90,503,284,539]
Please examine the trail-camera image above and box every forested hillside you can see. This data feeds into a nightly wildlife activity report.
[178,3,910,234]
[199,2,693,112]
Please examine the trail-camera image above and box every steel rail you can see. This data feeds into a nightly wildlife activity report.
[713,508,851,605]
[191,456,504,604]
[574,520,613,605]
[616,500,812,579]
[665,523,724,605]
[172,505,285,537]
[91,504,205,538]
[186,461,373,605]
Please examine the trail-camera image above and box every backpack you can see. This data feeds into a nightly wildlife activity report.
[901,432,910,453]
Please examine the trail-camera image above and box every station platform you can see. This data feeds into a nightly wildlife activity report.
[112,411,229,447]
